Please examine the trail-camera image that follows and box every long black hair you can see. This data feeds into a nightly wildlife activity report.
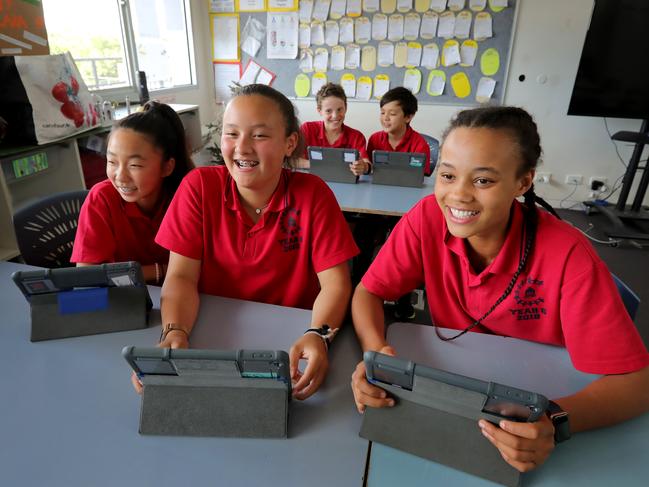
[112,101,194,197]
[436,106,559,341]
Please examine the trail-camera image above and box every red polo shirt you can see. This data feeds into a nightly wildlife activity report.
[301,121,369,160]
[367,126,432,176]
[156,166,359,310]
[362,196,649,375]
[71,179,170,265]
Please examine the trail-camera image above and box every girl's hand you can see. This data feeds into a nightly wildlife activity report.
[351,345,397,413]
[131,329,190,394]
[478,415,555,472]
[289,332,329,400]
[349,159,369,176]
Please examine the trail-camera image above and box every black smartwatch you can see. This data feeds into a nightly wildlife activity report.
[546,400,571,443]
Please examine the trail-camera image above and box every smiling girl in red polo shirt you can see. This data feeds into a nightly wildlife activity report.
[351,106,649,472]
[71,101,194,284]
[150,84,359,400]
[300,83,371,176]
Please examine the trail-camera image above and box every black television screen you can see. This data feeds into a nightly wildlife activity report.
[568,0,649,120]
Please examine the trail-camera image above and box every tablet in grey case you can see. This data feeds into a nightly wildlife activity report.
[360,351,549,487]
[123,347,292,438]
[308,146,359,184]
[371,150,426,188]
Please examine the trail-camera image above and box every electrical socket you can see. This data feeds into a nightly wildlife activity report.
[565,174,583,185]
[589,176,608,188]
[534,172,552,184]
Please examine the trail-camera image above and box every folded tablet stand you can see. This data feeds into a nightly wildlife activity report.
[360,375,522,487]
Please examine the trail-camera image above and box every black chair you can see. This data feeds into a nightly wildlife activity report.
[13,190,89,268]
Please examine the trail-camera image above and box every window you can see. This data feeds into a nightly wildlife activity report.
[42,0,195,97]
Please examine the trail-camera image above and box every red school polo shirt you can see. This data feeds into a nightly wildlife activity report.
[362,196,649,375]
[301,121,369,160]
[366,126,432,176]
[71,179,170,265]
[155,166,359,310]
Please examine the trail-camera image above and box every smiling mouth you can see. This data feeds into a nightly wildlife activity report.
[116,186,136,194]
[449,207,480,219]
[236,159,259,168]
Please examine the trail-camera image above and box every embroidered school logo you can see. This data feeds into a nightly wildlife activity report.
[509,277,547,321]
[278,207,302,252]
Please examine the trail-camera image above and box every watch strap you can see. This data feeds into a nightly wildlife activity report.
[546,400,571,443]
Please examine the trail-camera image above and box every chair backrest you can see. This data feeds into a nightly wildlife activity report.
[611,273,640,321]
[420,134,440,176]
[13,190,89,268]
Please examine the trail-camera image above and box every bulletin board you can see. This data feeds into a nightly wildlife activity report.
[211,0,517,106]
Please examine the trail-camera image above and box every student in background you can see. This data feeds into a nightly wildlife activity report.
[351,106,649,472]
[143,84,359,400]
[71,101,194,284]
[300,83,371,176]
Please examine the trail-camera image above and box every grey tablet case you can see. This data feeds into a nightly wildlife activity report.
[371,150,426,188]
[307,146,359,184]
[359,352,549,487]
[12,262,151,341]
[124,347,291,438]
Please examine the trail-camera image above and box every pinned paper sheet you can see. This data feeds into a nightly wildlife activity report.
[210,0,235,13]
[454,10,472,39]
[295,73,311,97]
[214,62,241,101]
[476,76,496,103]
[256,68,276,85]
[364,0,380,12]
[237,0,265,11]
[299,49,314,72]
[421,43,439,69]
[381,0,397,14]
[299,23,312,48]
[388,14,405,41]
[460,39,478,66]
[241,36,262,57]
[403,68,422,94]
[397,0,413,13]
[430,0,447,12]
[362,45,378,71]
[357,76,373,100]
[267,12,299,59]
[394,41,408,67]
[450,71,471,98]
[378,41,395,66]
[212,14,239,61]
[300,0,314,21]
[347,0,363,16]
[268,0,299,10]
[404,13,421,41]
[340,17,355,43]
[426,69,446,96]
[355,17,372,44]
[469,0,486,11]
[239,59,262,85]
[374,74,391,98]
[372,14,388,40]
[345,44,361,69]
[441,39,461,67]
[437,11,456,39]
[313,0,331,21]
[474,12,492,40]
[420,12,439,39]
[415,0,431,13]
[480,47,499,75]
[331,46,346,70]
[341,73,357,97]
[330,0,346,19]
[325,20,340,46]
[406,42,423,67]
[448,0,465,11]
[489,0,507,12]
[314,48,329,72]
[311,21,325,45]
[312,72,328,94]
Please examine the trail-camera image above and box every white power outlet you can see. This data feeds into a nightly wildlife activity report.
[565,174,583,185]
[535,172,552,184]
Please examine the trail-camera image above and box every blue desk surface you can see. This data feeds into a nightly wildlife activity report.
[366,322,649,487]
[0,262,367,487]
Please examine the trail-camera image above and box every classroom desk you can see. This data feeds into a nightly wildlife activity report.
[0,262,367,487]
[366,323,649,486]
[327,175,435,217]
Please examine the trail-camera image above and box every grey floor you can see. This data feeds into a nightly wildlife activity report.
[385,207,649,347]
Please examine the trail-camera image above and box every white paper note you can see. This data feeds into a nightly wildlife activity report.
[403,69,421,93]
[210,0,235,13]
[239,0,265,10]
[331,45,346,69]
[311,21,325,45]
[357,78,373,100]
[374,76,390,98]
[325,20,340,45]
[330,0,347,19]
[339,17,355,43]
[377,41,394,66]
[299,49,314,71]
[474,12,492,40]
[355,17,371,43]
[313,0,331,21]
[256,69,274,85]
[397,0,412,12]
[241,36,262,57]
[404,13,421,40]
[345,43,361,68]
[406,43,422,66]
[213,15,239,60]
[437,11,455,39]
[388,14,404,41]
[314,48,329,71]
[312,73,328,94]
[347,0,362,16]
[300,0,314,22]
[460,41,477,66]
[364,0,380,12]
[442,41,461,66]
[341,75,356,97]
[448,0,465,10]
[454,11,472,39]
[430,0,447,12]
[429,74,445,95]
[299,23,312,48]
[476,76,496,101]
[372,14,388,40]
[421,43,439,69]
[240,60,262,85]
[267,13,299,59]
[214,62,240,101]
[420,11,438,39]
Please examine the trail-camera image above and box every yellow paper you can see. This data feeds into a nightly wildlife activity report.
[406,42,422,68]
[426,69,446,96]
[460,39,478,66]
[268,0,298,11]
[312,72,328,95]
[403,68,422,94]
[415,0,430,13]
[295,73,311,97]
[441,39,460,67]
[450,71,471,98]
[361,45,378,71]
[357,76,373,100]
[340,73,357,97]
[488,0,507,13]
[331,45,346,70]
[394,41,408,67]
[381,0,396,14]
[470,0,486,11]
[374,74,391,99]
[480,47,500,76]
[347,0,363,17]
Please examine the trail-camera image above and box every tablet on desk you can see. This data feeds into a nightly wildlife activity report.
[307,146,359,184]
[371,150,426,188]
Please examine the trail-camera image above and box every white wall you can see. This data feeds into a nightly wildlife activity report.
[182,0,648,206]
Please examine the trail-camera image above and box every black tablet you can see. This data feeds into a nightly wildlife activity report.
[364,351,548,422]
